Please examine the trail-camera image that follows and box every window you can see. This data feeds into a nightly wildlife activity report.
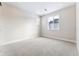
[48,15,60,30]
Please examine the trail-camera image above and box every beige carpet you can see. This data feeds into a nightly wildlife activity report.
[0,37,78,56]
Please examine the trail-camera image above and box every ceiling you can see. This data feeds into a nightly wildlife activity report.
[3,2,75,16]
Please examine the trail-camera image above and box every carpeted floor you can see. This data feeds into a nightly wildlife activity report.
[0,37,78,56]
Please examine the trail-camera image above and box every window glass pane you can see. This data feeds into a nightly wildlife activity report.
[48,15,60,30]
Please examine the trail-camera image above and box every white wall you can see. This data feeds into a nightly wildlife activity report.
[76,3,79,54]
[0,6,5,44]
[0,4,40,45]
[40,5,76,43]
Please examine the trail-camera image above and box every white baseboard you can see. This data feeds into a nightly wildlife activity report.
[0,36,76,47]
[0,37,37,46]
[41,36,76,43]
[0,39,27,46]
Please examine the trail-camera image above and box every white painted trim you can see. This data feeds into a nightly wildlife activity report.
[0,38,31,46]
[0,36,76,47]
[0,39,25,46]
[41,36,76,43]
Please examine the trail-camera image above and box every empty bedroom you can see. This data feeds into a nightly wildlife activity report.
[0,2,78,56]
